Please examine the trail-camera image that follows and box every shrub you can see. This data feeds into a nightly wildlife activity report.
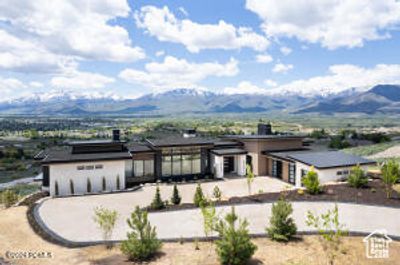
[116,175,121,190]
[93,206,118,248]
[1,189,19,208]
[214,207,257,265]
[102,177,106,191]
[347,164,368,188]
[150,186,165,210]
[193,183,205,207]
[54,181,59,196]
[266,197,297,242]
[213,185,222,201]
[302,167,321,195]
[170,184,181,205]
[69,179,74,195]
[381,159,400,198]
[121,206,162,261]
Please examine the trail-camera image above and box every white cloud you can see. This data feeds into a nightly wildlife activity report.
[155,50,165,57]
[246,0,400,49]
[264,79,278,87]
[223,81,267,95]
[119,56,238,90]
[0,0,145,73]
[256,54,273,64]
[135,5,270,53]
[280,46,292,56]
[29,81,43,88]
[271,64,400,96]
[0,30,75,72]
[51,70,115,89]
[178,7,189,17]
[272,63,293,73]
[0,76,27,99]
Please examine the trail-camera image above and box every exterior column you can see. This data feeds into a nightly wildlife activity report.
[213,155,224,179]
[237,155,246,176]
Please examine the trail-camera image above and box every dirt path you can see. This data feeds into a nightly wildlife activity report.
[0,207,90,265]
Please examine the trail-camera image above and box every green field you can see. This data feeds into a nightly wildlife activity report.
[343,141,400,157]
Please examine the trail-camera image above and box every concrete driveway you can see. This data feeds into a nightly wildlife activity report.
[37,200,400,243]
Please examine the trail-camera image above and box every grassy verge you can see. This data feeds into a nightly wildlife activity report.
[343,141,400,157]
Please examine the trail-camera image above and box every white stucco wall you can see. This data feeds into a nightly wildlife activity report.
[212,155,224,179]
[295,162,370,187]
[48,160,128,196]
[237,155,246,176]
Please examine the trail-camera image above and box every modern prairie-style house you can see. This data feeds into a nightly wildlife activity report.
[35,125,375,196]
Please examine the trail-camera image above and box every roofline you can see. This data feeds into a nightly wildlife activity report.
[145,139,214,148]
[222,135,305,141]
[66,140,127,146]
[210,150,248,156]
[297,161,377,170]
[41,156,132,165]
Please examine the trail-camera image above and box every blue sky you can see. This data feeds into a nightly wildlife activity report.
[1,0,400,100]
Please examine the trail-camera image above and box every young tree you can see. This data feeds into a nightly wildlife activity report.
[347,164,368,188]
[302,167,321,195]
[213,185,222,201]
[200,202,218,238]
[1,189,19,208]
[150,186,165,210]
[306,205,347,265]
[54,181,59,196]
[93,207,118,248]
[69,179,74,195]
[193,183,206,207]
[246,164,254,195]
[381,159,400,199]
[170,184,181,205]
[266,197,297,242]
[87,178,92,193]
[214,207,257,265]
[121,206,162,261]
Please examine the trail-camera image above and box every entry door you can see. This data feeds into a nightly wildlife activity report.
[224,156,234,173]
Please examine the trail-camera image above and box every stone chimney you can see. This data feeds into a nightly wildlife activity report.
[112,129,120,141]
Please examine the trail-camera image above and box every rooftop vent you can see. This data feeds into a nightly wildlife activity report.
[112,129,120,141]
[258,123,272,135]
[183,128,197,138]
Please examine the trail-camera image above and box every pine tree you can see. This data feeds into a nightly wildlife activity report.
[213,185,222,201]
[121,206,162,261]
[193,183,205,207]
[214,207,257,265]
[170,184,181,205]
[266,197,297,242]
[116,175,121,190]
[102,177,106,191]
[150,186,165,210]
[54,181,59,196]
[69,179,74,195]
[347,164,368,188]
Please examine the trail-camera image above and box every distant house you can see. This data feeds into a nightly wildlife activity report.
[35,125,375,196]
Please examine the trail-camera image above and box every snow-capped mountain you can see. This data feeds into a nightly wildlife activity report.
[0,85,399,115]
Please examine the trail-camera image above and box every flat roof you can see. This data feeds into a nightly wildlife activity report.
[41,149,132,164]
[268,150,375,169]
[146,136,214,148]
[128,143,154,153]
[222,134,305,140]
[211,148,247,156]
[67,139,126,146]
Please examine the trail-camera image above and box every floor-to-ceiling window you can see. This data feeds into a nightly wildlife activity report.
[161,147,202,177]
[134,159,154,177]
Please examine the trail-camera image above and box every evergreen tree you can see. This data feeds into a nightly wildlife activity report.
[266,197,297,242]
[193,183,205,207]
[170,184,181,205]
[121,206,162,261]
[150,186,165,210]
[116,175,121,190]
[214,207,257,265]
[102,177,106,191]
[54,181,59,196]
[69,179,74,195]
[213,185,222,201]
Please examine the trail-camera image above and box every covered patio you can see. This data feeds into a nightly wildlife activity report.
[210,148,247,178]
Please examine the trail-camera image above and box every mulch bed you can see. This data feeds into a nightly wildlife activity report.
[147,179,400,213]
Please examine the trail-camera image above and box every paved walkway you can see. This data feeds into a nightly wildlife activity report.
[37,199,400,243]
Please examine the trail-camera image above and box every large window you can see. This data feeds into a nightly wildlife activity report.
[134,159,154,177]
[161,147,202,176]
[289,163,296,184]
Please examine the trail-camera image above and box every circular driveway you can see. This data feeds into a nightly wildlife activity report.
[36,178,400,243]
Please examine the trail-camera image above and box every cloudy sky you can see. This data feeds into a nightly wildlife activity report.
[1,0,400,100]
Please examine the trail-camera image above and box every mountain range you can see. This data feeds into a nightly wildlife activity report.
[1,84,399,115]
